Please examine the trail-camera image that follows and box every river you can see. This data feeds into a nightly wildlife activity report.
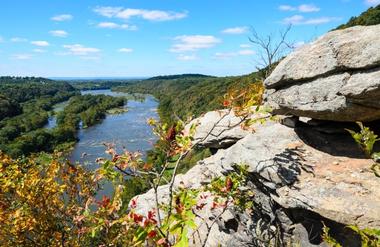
[46,89,159,196]
[69,90,158,168]
[71,89,159,197]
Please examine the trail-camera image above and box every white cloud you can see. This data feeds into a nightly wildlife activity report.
[279,4,320,12]
[94,6,187,21]
[33,49,46,53]
[283,15,339,25]
[93,7,123,18]
[11,54,32,60]
[177,54,198,61]
[238,50,255,55]
[31,40,50,47]
[221,26,249,34]
[214,52,237,59]
[214,50,255,59]
[63,44,100,56]
[11,37,27,42]
[170,35,221,53]
[298,4,321,12]
[365,0,380,6]
[0,36,3,43]
[50,30,68,37]
[97,22,138,30]
[240,44,252,48]
[51,14,73,21]
[279,5,297,11]
[118,48,133,53]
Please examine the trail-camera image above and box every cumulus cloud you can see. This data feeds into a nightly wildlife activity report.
[279,5,297,11]
[214,49,255,59]
[51,14,73,21]
[170,35,221,53]
[94,6,187,21]
[240,44,252,48]
[283,15,339,25]
[213,52,237,59]
[50,30,68,37]
[11,54,32,60]
[63,44,100,56]
[31,40,50,47]
[279,4,320,12]
[33,49,46,53]
[177,54,198,61]
[298,4,321,12]
[11,37,28,42]
[221,26,249,34]
[118,48,133,53]
[238,50,255,55]
[97,22,137,30]
[365,0,380,6]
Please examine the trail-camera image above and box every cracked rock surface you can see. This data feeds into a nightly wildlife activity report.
[264,24,380,122]
[133,121,380,246]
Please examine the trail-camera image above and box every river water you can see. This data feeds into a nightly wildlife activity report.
[58,89,158,197]
[46,90,158,163]
[46,90,158,164]
[43,89,157,197]
[69,89,158,168]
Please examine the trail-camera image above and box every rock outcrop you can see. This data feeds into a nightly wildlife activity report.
[186,108,270,149]
[134,117,380,246]
[133,25,380,247]
[264,24,380,122]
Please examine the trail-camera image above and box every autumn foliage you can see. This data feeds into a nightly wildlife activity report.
[0,85,264,246]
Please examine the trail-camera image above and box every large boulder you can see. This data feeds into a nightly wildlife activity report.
[264,24,380,122]
[186,108,269,149]
[132,121,380,246]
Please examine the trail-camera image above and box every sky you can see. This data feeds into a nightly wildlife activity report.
[0,0,378,77]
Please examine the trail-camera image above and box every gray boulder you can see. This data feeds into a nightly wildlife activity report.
[186,108,269,149]
[264,24,380,122]
[132,121,380,246]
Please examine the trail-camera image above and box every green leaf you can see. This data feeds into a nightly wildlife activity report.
[186,220,197,230]
[170,222,183,233]
[91,228,97,238]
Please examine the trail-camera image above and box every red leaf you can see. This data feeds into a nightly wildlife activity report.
[148,230,157,238]
[97,196,110,208]
[130,198,138,209]
[166,126,176,141]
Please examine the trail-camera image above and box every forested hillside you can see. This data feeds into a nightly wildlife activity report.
[0,77,125,157]
[114,72,263,124]
[336,4,380,29]
[67,79,136,90]
[0,77,75,121]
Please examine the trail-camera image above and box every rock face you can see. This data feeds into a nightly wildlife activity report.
[264,24,380,122]
[132,25,380,247]
[133,120,380,246]
[186,109,250,149]
[187,108,269,149]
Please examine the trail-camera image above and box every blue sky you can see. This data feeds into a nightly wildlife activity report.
[0,0,378,77]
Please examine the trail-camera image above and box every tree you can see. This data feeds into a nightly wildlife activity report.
[249,25,293,79]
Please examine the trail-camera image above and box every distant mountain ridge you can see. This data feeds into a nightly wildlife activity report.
[147,74,214,81]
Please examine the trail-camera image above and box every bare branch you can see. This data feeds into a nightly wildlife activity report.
[249,25,292,79]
